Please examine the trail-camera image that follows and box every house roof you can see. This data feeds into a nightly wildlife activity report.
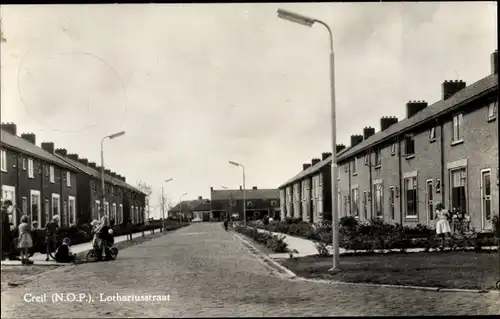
[168,199,207,213]
[338,74,498,161]
[210,188,280,201]
[192,201,211,212]
[278,148,349,189]
[0,130,79,172]
[53,153,145,195]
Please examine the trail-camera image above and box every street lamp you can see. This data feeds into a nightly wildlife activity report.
[277,8,340,272]
[162,178,173,231]
[100,131,125,218]
[179,192,188,222]
[229,161,246,227]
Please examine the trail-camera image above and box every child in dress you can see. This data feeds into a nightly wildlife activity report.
[18,215,33,265]
[435,203,452,250]
[55,237,75,263]
[90,220,101,249]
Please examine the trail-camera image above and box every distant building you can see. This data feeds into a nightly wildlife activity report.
[210,186,280,221]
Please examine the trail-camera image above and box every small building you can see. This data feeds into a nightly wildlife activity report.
[210,186,280,221]
[168,196,208,221]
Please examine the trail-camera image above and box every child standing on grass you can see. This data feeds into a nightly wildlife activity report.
[18,215,33,265]
[435,202,452,250]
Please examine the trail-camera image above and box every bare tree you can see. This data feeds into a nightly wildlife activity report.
[136,180,153,220]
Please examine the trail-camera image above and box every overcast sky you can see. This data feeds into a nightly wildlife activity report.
[0,3,497,218]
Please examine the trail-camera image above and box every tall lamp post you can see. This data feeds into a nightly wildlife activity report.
[162,178,173,231]
[229,161,246,227]
[277,8,340,272]
[100,131,125,218]
[179,192,188,222]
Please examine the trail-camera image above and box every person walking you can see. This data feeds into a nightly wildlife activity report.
[45,215,59,261]
[435,203,452,250]
[18,215,34,265]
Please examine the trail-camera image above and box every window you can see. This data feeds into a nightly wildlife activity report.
[450,168,467,214]
[21,197,28,214]
[49,166,55,183]
[30,190,41,223]
[105,201,109,215]
[22,158,26,170]
[94,200,101,220]
[12,155,16,168]
[352,158,357,175]
[404,136,415,156]
[119,204,123,224]
[44,199,50,225]
[66,171,71,187]
[391,143,397,156]
[363,191,368,219]
[487,101,497,121]
[344,164,348,172]
[0,150,6,172]
[374,149,381,167]
[319,173,323,186]
[429,127,436,141]
[51,193,61,226]
[426,180,434,220]
[112,203,117,222]
[351,188,359,217]
[68,196,76,225]
[374,183,383,218]
[389,187,396,220]
[452,113,463,143]
[63,201,68,226]
[481,170,492,223]
[364,154,369,165]
[28,159,34,178]
[404,177,417,218]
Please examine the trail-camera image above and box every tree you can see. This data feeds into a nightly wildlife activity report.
[136,180,153,220]
[158,193,173,219]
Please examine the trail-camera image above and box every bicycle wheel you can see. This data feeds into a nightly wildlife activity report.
[85,249,99,262]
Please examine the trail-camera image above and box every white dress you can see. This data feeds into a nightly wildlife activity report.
[435,209,452,234]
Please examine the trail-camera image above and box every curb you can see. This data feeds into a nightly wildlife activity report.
[284,271,499,294]
[230,230,297,279]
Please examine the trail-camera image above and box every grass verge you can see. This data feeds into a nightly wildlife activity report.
[279,250,500,291]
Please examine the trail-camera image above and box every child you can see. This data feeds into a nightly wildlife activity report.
[54,237,75,263]
[90,220,101,249]
[45,215,59,261]
[435,203,452,250]
[18,215,33,265]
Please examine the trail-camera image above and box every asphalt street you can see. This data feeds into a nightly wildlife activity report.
[1,223,499,317]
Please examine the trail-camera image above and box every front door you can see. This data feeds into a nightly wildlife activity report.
[426,180,434,226]
[480,169,492,230]
[2,185,16,225]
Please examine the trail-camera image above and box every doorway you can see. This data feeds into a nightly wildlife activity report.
[480,169,492,230]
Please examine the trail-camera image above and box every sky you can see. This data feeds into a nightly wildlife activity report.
[0,2,497,219]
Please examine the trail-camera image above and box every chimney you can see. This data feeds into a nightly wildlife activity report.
[96,166,102,172]
[121,176,126,182]
[20,133,36,145]
[311,158,321,166]
[442,80,466,101]
[252,186,257,190]
[88,162,97,168]
[198,196,202,200]
[491,50,498,75]
[210,187,213,191]
[380,117,398,131]
[67,153,79,161]
[303,163,311,170]
[350,135,363,147]
[41,142,55,154]
[363,127,375,140]
[406,101,428,118]
[239,185,242,190]
[105,169,111,175]
[1,123,17,135]
[55,148,67,157]
[321,152,332,161]
[78,158,88,165]
[336,144,346,153]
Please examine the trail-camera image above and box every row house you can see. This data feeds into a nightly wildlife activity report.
[337,50,498,232]
[1,125,79,227]
[51,147,146,225]
[168,196,209,221]
[279,148,346,223]
[209,186,280,221]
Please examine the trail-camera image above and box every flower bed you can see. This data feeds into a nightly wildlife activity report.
[233,225,288,253]
[249,216,498,253]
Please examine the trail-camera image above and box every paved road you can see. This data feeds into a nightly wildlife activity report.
[2,223,498,317]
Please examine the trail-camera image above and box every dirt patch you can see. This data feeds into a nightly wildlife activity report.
[1,265,60,291]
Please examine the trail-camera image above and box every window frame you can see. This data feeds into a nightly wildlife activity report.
[352,158,357,175]
[49,165,55,183]
[351,187,360,217]
[374,182,383,218]
[429,127,436,142]
[374,149,381,167]
[51,193,61,226]
[22,157,26,170]
[487,101,497,121]
[391,143,397,156]
[404,176,418,218]
[28,159,34,178]
[389,186,396,220]
[66,171,71,187]
[0,150,7,172]
[68,196,76,226]
[404,135,415,157]
[30,190,42,223]
[452,113,464,144]
[449,167,467,214]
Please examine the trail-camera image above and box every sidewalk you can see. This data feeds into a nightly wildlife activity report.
[248,227,497,259]
[1,227,163,266]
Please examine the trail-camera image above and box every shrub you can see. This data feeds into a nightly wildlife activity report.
[314,230,332,256]
[233,225,288,253]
